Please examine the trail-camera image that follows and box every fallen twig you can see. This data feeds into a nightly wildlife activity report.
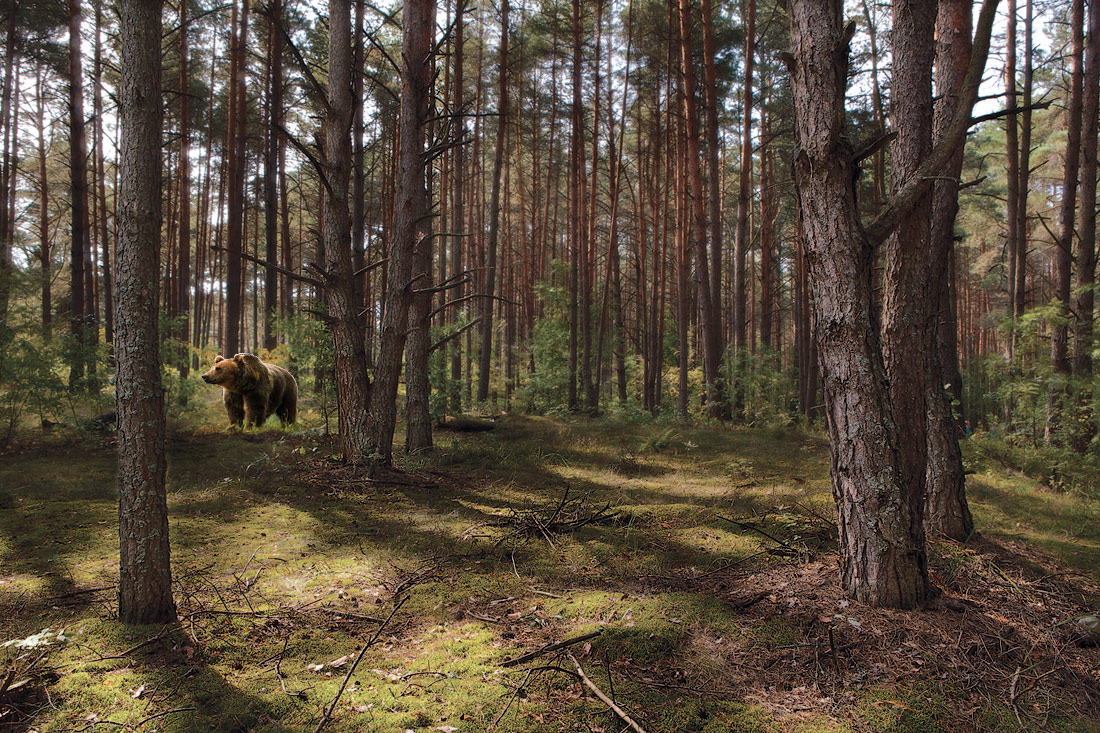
[567,652,648,733]
[313,596,407,733]
[502,629,603,668]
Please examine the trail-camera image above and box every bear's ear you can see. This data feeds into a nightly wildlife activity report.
[236,353,264,387]
[214,355,225,363]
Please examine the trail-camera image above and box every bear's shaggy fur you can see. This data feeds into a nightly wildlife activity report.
[201,353,298,429]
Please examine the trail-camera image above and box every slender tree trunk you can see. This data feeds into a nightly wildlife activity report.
[1072,0,1100,450]
[567,0,582,413]
[93,1,113,347]
[263,0,283,351]
[68,0,90,384]
[1004,0,1020,344]
[0,5,14,341]
[733,0,756,413]
[449,0,466,414]
[116,0,175,625]
[1014,0,1033,321]
[1048,0,1083,443]
[677,0,720,416]
[925,0,974,539]
[477,0,509,404]
[35,67,50,332]
[224,0,247,356]
[177,0,191,375]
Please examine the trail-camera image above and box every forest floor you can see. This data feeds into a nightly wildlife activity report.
[2,401,1100,732]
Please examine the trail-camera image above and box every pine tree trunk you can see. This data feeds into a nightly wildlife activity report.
[1004,0,1020,345]
[263,0,283,351]
[224,0,247,356]
[789,0,930,608]
[1049,0,1082,441]
[732,0,756,409]
[68,0,90,385]
[35,67,50,332]
[925,0,974,539]
[177,0,191,375]
[477,0,509,404]
[368,0,435,468]
[323,0,372,464]
[116,0,175,625]
[1072,0,1100,451]
[449,0,466,415]
[0,6,14,342]
[677,0,720,417]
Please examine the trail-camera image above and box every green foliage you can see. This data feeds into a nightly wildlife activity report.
[517,280,572,414]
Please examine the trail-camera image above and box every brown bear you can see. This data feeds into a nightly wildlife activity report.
[201,353,298,429]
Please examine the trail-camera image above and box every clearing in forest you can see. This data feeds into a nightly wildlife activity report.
[1,416,1099,731]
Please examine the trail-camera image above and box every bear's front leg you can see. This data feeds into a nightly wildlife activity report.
[224,391,245,427]
[243,395,270,429]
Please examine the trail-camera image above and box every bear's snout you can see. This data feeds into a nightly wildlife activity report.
[201,373,213,383]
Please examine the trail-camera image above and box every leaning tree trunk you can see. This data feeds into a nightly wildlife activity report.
[323,0,373,465]
[116,0,175,625]
[925,0,974,540]
[368,0,436,468]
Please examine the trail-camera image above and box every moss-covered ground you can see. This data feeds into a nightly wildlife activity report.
[1,407,1099,732]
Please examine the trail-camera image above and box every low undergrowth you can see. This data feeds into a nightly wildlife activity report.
[1,412,1099,731]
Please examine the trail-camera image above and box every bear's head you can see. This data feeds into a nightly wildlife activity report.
[201,353,263,392]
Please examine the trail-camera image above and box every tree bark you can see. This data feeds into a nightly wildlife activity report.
[477,0,509,404]
[224,0,247,356]
[677,0,720,417]
[1004,0,1020,341]
[789,4,928,606]
[1072,0,1100,451]
[368,0,436,468]
[323,0,373,465]
[263,0,283,351]
[1048,0,1083,442]
[733,0,756,409]
[116,0,175,625]
[68,0,90,385]
[925,0,974,540]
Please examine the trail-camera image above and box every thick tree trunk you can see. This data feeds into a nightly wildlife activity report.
[116,0,175,625]
[368,0,435,468]
[323,0,373,465]
[925,0,974,540]
[789,0,930,608]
